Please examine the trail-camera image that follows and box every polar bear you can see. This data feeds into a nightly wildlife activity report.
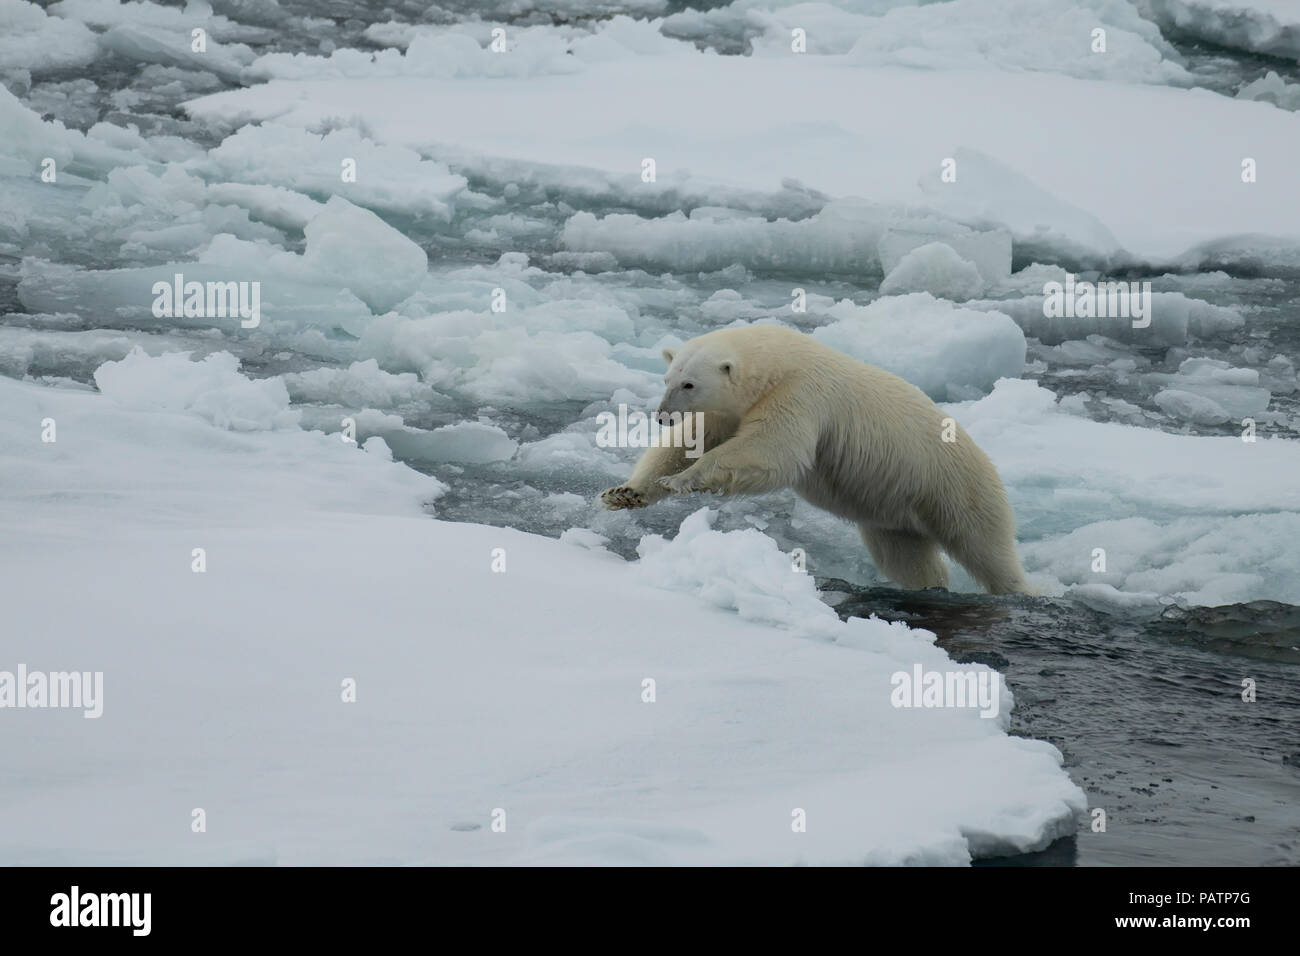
[599,325,1030,594]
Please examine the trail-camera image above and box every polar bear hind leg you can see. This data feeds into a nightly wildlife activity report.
[859,525,950,590]
[940,530,1031,595]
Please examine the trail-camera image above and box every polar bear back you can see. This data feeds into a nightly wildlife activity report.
[690,325,1007,536]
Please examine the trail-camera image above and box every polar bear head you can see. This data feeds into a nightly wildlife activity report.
[655,339,742,425]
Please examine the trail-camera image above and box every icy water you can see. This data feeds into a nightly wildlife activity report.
[826,586,1300,865]
[4,0,1299,865]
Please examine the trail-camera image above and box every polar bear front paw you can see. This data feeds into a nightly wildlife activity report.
[657,471,720,495]
[600,485,650,510]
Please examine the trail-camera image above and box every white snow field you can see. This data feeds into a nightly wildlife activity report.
[0,363,1083,865]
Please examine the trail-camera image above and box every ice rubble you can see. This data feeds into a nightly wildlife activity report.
[1140,0,1300,61]
[953,378,1300,606]
[185,43,1300,264]
[94,347,299,430]
[0,0,99,76]
[1143,357,1278,430]
[36,0,266,81]
[878,242,986,300]
[312,408,520,466]
[0,326,204,380]
[964,288,1244,347]
[0,366,1083,865]
[16,193,428,332]
[50,0,270,38]
[281,359,431,410]
[811,294,1026,400]
[202,125,470,221]
[97,20,254,82]
[562,202,1015,278]
[738,0,1190,85]
[299,197,427,312]
[1237,70,1300,111]
[4,0,1296,616]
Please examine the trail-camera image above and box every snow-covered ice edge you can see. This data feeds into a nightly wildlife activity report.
[1,358,1084,866]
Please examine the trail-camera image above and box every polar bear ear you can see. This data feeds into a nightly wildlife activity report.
[661,348,676,366]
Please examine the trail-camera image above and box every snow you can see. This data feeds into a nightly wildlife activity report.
[0,367,1083,865]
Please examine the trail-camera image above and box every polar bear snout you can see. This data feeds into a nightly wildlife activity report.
[656,385,685,421]
[656,385,689,423]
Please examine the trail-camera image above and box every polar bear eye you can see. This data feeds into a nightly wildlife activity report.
[682,382,694,389]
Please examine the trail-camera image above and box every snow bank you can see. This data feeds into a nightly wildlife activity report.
[0,371,1083,865]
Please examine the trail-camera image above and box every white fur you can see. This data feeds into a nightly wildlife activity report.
[599,325,1030,594]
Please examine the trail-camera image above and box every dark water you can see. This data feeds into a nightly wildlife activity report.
[821,585,1300,865]
[5,0,1299,865]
